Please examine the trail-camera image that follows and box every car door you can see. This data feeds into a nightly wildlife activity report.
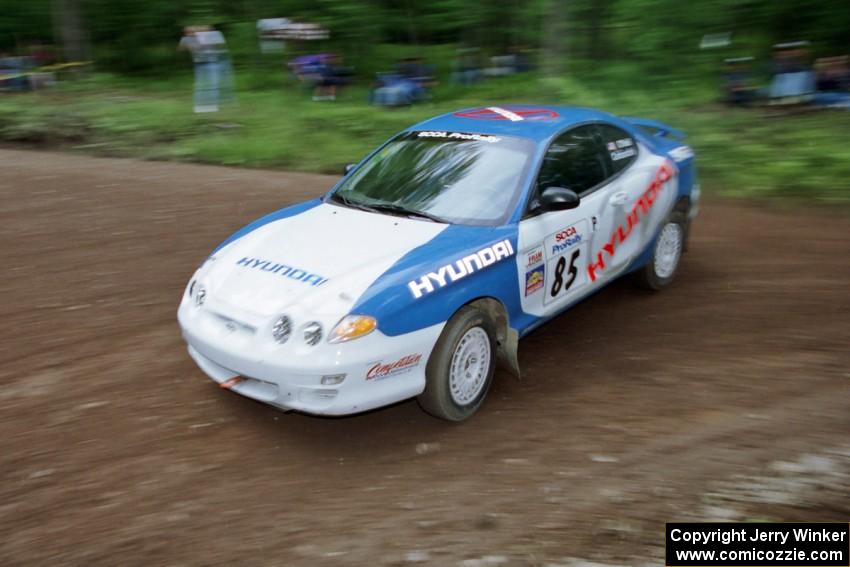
[516,124,617,318]
[586,123,673,285]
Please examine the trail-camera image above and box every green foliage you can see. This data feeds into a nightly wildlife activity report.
[0,0,51,51]
[1,68,848,203]
[2,1,848,207]
[2,1,850,74]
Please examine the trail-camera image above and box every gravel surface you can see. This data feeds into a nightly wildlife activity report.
[1,149,848,566]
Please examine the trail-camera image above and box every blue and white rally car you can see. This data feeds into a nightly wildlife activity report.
[178,105,698,421]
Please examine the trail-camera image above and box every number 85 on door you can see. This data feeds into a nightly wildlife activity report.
[543,232,590,306]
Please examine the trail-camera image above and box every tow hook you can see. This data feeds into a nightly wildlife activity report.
[220,377,244,390]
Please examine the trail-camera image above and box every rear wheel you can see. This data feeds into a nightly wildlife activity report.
[418,306,496,421]
[632,213,686,291]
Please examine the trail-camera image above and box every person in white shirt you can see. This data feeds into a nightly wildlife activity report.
[178,26,233,112]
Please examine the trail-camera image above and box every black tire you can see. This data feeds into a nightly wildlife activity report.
[418,305,497,421]
[632,212,687,291]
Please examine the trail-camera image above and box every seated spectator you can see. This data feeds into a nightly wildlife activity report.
[0,53,30,92]
[511,46,533,73]
[397,57,436,88]
[484,54,518,77]
[371,57,435,106]
[722,57,757,106]
[815,55,850,92]
[769,41,816,104]
[370,73,420,106]
[451,48,481,86]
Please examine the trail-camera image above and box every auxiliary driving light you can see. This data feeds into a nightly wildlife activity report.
[271,315,292,344]
[303,322,323,346]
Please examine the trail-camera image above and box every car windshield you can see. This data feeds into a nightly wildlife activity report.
[329,131,534,225]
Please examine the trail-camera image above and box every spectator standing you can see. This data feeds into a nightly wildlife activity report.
[179,26,233,112]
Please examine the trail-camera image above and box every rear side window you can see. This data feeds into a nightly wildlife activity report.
[597,124,638,174]
[535,125,608,196]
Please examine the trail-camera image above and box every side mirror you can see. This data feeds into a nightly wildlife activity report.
[343,163,356,175]
[538,186,580,212]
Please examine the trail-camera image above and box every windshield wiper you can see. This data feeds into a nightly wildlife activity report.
[330,193,447,223]
[364,203,448,223]
[329,192,374,213]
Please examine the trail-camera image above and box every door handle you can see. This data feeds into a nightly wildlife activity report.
[609,191,629,206]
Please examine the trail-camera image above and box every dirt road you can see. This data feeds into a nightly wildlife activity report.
[1,148,848,566]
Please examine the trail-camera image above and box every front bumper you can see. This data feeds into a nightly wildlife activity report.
[178,303,444,416]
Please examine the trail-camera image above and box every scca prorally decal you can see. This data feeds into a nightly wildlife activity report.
[549,224,583,257]
[366,354,422,380]
[408,239,515,299]
[416,131,501,143]
[235,257,328,286]
[588,162,675,282]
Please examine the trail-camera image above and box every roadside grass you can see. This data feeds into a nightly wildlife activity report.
[1,69,849,202]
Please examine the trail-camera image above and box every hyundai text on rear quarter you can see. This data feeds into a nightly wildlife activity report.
[177,105,699,421]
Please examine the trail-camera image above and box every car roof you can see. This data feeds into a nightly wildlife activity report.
[408,105,619,143]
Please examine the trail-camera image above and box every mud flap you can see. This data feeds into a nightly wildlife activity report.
[497,327,521,379]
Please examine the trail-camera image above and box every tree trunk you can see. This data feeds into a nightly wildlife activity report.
[587,0,609,60]
[52,0,90,62]
[406,0,419,48]
[543,0,567,76]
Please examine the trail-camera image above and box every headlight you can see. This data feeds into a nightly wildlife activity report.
[271,315,292,344]
[188,279,196,298]
[328,315,376,344]
[302,322,323,346]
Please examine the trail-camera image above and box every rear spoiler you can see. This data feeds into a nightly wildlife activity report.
[622,117,686,141]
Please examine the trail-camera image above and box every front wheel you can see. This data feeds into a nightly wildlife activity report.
[632,214,686,291]
[418,306,497,421]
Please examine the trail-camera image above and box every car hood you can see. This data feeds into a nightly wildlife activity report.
[203,202,448,321]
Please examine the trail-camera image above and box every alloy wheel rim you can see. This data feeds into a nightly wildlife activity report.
[448,327,491,406]
[654,222,683,279]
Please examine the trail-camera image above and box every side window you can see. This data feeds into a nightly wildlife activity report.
[535,125,608,197]
[597,124,638,174]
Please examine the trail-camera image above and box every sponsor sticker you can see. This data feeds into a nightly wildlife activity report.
[615,138,634,149]
[408,239,515,299]
[669,145,694,162]
[545,221,587,259]
[366,354,422,380]
[525,265,545,296]
[610,148,637,161]
[606,141,617,151]
[525,246,544,268]
[416,131,501,144]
